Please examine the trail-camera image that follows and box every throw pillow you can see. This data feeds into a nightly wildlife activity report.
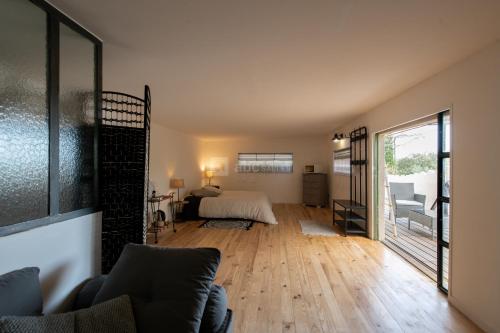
[191,188,220,197]
[0,295,136,333]
[0,267,43,316]
[200,284,228,333]
[73,275,107,310]
[203,186,223,194]
[92,244,221,333]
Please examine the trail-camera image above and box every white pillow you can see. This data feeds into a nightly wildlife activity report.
[191,189,219,197]
[203,186,223,194]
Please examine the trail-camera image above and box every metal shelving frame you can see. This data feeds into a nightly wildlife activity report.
[333,127,368,236]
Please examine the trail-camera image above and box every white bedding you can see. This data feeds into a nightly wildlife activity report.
[199,190,277,224]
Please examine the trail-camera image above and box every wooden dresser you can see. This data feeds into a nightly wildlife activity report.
[302,173,328,207]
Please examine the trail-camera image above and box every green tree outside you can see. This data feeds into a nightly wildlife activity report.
[384,136,437,176]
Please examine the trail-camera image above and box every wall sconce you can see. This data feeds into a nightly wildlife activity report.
[332,133,349,141]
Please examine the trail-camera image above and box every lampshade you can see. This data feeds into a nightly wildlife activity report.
[205,170,215,178]
[170,178,185,188]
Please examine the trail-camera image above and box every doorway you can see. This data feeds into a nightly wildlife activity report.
[375,111,450,292]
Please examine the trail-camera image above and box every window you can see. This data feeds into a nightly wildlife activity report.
[0,0,49,225]
[0,0,102,236]
[238,153,293,173]
[333,149,350,175]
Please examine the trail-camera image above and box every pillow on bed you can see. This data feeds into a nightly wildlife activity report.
[191,188,220,197]
[203,186,223,194]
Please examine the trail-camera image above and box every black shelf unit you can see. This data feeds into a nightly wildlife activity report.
[333,127,368,236]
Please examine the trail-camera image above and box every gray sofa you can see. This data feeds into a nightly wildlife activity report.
[389,182,426,218]
[0,245,233,333]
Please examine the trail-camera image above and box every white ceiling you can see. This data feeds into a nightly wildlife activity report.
[49,0,500,138]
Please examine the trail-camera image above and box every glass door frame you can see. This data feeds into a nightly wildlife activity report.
[437,110,451,293]
[372,110,451,293]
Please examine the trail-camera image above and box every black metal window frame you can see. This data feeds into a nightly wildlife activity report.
[0,0,102,237]
[437,110,450,293]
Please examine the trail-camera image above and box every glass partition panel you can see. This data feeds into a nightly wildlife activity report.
[59,23,96,213]
[0,0,49,225]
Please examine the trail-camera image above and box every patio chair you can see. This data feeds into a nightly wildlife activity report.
[389,182,426,218]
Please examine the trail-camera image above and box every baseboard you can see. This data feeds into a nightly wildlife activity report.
[448,295,496,333]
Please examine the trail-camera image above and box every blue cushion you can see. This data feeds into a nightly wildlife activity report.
[0,267,43,316]
[200,285,228,333]
[93,244,221,333]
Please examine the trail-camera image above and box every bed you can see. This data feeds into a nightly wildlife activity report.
[184,190,277,224]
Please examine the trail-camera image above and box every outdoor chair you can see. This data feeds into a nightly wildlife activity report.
[389,182,426,218]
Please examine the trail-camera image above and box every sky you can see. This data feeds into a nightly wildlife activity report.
[391,124,438,159]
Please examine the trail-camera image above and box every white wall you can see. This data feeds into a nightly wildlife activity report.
[0,213,101,313]
[330,41,500,332]
[201,136,330,203]
[149,122,203,215]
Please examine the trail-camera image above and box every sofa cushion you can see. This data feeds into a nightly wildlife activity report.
[390,183,415,200]
[200,285,228,333]
[0,312,74,333]
[73,275,107,310]
[0,295,136,333]
[217,309,233,333]
[396,199,424,207]
[0,267,43,316]
[93,244,221,333]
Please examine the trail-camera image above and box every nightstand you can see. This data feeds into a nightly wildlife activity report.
[172,200,189,222]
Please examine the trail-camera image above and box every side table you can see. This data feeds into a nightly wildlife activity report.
[148,191,174,243]
[408,209,436,239]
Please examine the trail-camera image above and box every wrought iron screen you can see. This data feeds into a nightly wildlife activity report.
[100,86,151,273]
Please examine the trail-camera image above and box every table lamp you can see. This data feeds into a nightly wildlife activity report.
[170,178,185,201]
[205,170,215,185]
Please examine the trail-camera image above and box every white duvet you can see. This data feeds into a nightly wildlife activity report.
[199,190,277,224]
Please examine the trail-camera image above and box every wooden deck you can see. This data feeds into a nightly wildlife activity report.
[383,216,437,277]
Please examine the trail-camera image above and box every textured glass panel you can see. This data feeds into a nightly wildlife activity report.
[0,0,48,226]
[59,24,95,213]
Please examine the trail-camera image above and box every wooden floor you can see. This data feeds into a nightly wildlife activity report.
[150,204,479,333]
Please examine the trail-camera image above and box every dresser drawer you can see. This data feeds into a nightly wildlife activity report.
[303,173,328,206]
[303,173,326,182]
[303,182,322,191]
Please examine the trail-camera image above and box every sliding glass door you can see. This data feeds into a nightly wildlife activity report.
[437,111,451,292]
